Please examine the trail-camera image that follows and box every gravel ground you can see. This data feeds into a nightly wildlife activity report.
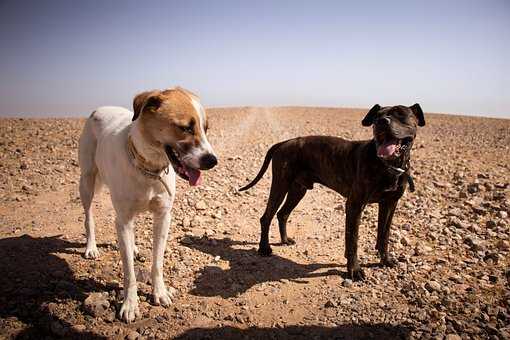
[0,107,509,339]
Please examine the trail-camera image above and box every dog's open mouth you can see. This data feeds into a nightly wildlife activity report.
[375,134,412,160]
[164,145,202,186]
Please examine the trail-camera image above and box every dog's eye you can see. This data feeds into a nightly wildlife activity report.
[178,124,194,134]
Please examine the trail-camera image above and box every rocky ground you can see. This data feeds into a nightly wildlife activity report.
[0,107,509,340]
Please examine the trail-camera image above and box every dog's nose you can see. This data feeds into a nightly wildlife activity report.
[200,153,218,170]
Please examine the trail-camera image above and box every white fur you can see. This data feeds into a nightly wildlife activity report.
[78,106,176,323]
[185,97,216,168]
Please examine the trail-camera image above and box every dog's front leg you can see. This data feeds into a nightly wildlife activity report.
[116,216,140,323]
[376,199,399,267]
[344,198,365,281]
[151,208,174,306]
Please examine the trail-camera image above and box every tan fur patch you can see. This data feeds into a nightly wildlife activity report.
[135,87,206,150]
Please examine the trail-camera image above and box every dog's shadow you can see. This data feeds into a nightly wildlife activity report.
[180,236,341,298]
[0,234,110,339]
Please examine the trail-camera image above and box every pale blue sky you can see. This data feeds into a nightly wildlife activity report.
[0,0,509,117]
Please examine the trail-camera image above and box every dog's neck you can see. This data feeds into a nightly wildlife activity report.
[128,122,169,173]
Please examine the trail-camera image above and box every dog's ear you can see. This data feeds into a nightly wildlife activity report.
[132,91,162,121]
[410,103,425,127]
[361,104,381,126]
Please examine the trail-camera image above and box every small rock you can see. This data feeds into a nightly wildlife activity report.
[72,324,86,332]
[195,201,207,210]
[83,292,110,317]
[135,267,151,284]
[425,280,442,293]
[342,279,353,288]
[126,330,140,340]
[181,216,191,228]
[496,240,510,251]
[467,183,480,194]
[463,236,485,251]
[324,299,337,308]
[444,334,461,340]
[400,236,410,246]
[414,242,432,256]
[498,210,508,219]
[486,220,497,229]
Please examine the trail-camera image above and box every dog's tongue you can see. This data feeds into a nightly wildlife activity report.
[185,167,202,186]
[377,140,397,158]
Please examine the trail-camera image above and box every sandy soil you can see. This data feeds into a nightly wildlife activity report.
[0,107,509,339]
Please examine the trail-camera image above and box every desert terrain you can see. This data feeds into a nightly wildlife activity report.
[0,107,509,339]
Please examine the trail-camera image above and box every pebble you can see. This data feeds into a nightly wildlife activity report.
[498,210,508,219]
[425,280,442,293]
[342,279,353,288]
[195,200,207,210]
[324,299,337,308]
[83,292,110,317]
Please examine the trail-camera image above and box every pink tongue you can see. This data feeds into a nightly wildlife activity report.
[185,167,202,186]
[377,142,397,158]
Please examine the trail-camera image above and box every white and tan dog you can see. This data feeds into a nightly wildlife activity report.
[78,87,217,322]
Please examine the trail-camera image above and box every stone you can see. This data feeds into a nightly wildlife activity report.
[467,183,480,194]
[444,334,461,340]
[83,292,110,317]
[324,299,337,308]
[498,210,508,219]
[195,200,207,210]
[126,330,141,340]
[463,236,485,251]
[496,240,510,251]
[425,280,442,293]
[342,279,353,288]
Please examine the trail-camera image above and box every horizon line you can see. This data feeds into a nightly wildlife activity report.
[0,105,508,120]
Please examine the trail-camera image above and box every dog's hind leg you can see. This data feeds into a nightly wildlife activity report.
[259,174,288,256]
[80,171,102,259]
[277,183,306,245]
[79,118,102,259]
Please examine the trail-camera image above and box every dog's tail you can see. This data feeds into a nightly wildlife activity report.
[238,141,285,191]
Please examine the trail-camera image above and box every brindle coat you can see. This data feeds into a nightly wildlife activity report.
[240,104,425,281]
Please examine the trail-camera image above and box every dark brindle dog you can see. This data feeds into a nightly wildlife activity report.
[239,104,425,280]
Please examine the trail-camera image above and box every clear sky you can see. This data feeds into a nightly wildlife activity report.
[0,0,509,117]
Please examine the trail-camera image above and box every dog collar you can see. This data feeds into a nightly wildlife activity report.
[381,159,415,192]
[127,136,169,179]
[126,136,173,196]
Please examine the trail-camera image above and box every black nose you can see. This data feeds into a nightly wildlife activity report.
[200,154,218,170]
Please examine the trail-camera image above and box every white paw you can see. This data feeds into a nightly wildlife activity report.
[153,285,176,307]
[84,246,100,259]
[119,296,140,323]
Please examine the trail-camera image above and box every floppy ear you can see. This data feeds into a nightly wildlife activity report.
[361,104,381,126]
[410,103,425,127]
[132,91,161,121]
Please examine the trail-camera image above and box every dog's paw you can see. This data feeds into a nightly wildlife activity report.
[380,254,398,268]
[280,237,296,246]
[119,296,140,323]
[84,246,100,259]
[258,245,273,256]
[153,286,176,307]
[347,267,366,282]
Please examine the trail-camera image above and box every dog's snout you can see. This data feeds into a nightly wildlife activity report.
[200,153,218,170]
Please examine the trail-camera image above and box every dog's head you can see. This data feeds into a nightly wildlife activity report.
[132,87,217,186]
[362,104,425,164]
